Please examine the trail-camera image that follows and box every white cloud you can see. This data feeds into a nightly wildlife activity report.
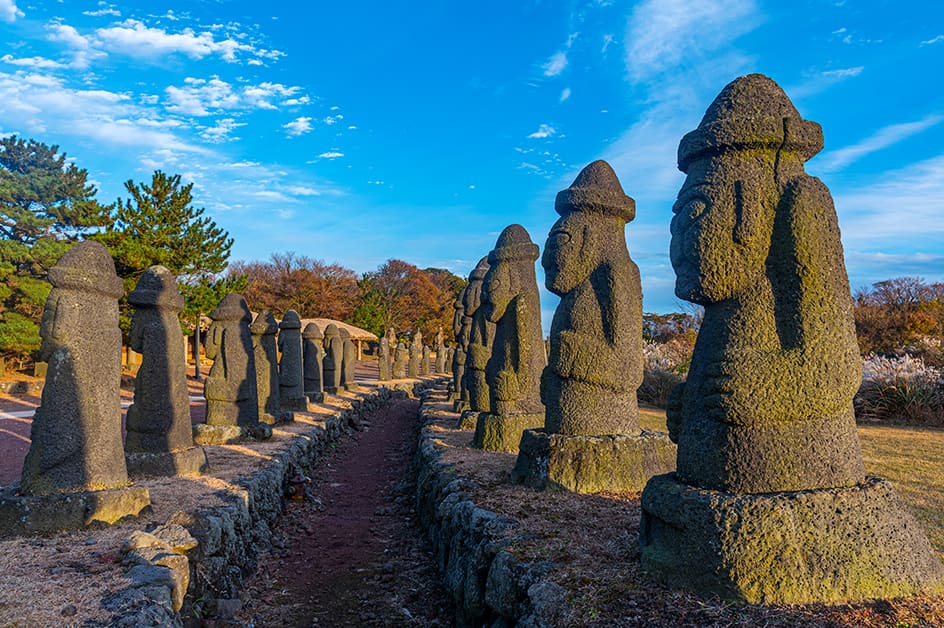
[625,0,759,83]
[282,95,310,106]
[317,151,344,159]
[201,117,245,142]
[543,51,568,77]
[164,77,302,116]
[812,114,943,173]
[559,87,571,102]
[601,33,614,54]
[47,23,102,69]
[821,66,863,79]
[527,123,556,139]
[285,185,323,196]
[0,54,65,69]
[94,19,252,61]
[921,35,944,46]
[83,7,120,17]
[283,116,312,136]
[0,0,23,23]
[323,114,343,125]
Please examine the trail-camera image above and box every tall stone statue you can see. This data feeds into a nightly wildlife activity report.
[251,310,291,424]
[378,336,392,380]
[459,257,494,427]
[450,290,467,402]
[278,310,307,411]
[303,322,325,401]
[434,331,446,373]
[421,345,431,375]
[126,265,208,476]
[199,294,268,443]
[322,323,343,394]
[339,327,358,390]
[384,327,397,350]
[472,225,545,452]
[5,242,149,533]
[408,339,421,378]
[511,161,674,492]
[640,74,944,603]
[393,342,409,379]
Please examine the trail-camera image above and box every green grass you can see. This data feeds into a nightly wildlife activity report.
[637,405,944,553]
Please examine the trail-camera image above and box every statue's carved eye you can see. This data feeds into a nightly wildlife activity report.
[551,230,571,247]
[685,199,707,221]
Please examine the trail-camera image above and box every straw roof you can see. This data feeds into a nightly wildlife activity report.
[298,318,378,342]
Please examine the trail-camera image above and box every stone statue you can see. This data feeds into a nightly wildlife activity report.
[339,327,358,390]
[378,336,391,380]
[421,345,431,375]
[434,332,446,373]
[450,290,467,401]
[322,323,343,394]
[461,257,494,423]
[640,73,944,604]
[472,225,546,451]
[125,265,208,476]
[278,310,307,411]
[408,339,420,378]
[302,322,325,401]
[21,241,131,493]
[203,294,261,429]
[511,161,674,492]
[251,311,289,423]
[8,242,150,531]
[384,327,397,350]
[393,342,409,379]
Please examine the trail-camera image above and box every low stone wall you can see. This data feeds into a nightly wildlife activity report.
[102,385,409,626]
[415,387,568,627]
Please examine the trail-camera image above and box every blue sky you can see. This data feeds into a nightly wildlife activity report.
[1,0,943,326]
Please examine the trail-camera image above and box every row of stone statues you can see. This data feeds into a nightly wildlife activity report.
[377,327,451,381]
[442,73,944,604]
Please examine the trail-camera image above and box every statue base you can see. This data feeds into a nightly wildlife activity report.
[453,400,469,413]
[280,396,309,412]
[343,383,364,392]
[260,411,295,425]
[511,429,676,493]
[126,446,209,477]
[193,422,272,445]
[324,386,340,395]
[306,391,325,403]
[0,484,151,536]
[456,410,479,430]
[472,412,544,453]
[640,473,944,604]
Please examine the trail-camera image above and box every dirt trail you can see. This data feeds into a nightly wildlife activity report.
[237,397,453,627]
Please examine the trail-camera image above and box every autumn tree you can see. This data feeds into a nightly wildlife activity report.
[0,135,111,368]
[230,252,360,320]
[854,277,944,361]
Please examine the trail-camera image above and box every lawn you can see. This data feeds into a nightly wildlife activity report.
[638,404,944,553]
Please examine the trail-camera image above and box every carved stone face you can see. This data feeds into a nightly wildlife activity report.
[482,260,513,323]
[463,276,483,317]
[670,152,777,304]
[543,212,595,296]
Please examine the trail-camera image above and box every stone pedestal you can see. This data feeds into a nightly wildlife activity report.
[453,399,469,413]
[126,447,209,477]
[0,485,151,536]
[472,412,543,453]
[511,429,675,493]
[456,410,478,430]
[307,391,325,403]
[640,474,944,604]
[280,396,309,412]
[192,422,272,445]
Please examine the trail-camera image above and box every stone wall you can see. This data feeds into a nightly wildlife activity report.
[415,387,567,627]
[102,385,410,626]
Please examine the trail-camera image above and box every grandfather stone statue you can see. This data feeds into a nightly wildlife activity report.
[640,74,944,604]
[339,327,358,390]
[408,338,421,378]
[459,257,495,426]
[421,345,431,375]
[472,225,545,452]
[378,336,392,380]
[393,342,409,379]
[251,311,291,424]
[446,346,455,373]
[3,242,149,533]
[199,294,269,443]
[322,323,343,394]
[434,332,446,373]
[278,310,308,411]
[450,290,467,401]
[126,265,208,476]
[384,327,397,350]
[303,323,325,401]
[511,161,674,492]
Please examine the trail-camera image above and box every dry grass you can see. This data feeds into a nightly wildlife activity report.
[423,394,944,627]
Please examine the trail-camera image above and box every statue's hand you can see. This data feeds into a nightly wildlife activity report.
[493,369,520,402]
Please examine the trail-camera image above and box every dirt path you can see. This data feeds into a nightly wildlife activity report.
[237,397,454,627]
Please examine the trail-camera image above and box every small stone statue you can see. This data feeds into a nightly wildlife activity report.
[339,327,358,390]
[302,323,325,401]
[322,323,343,394]
[408,340,420,377]
[421,345,431,375]
[125,265,208,476]
[462,257,494,421]
[278,310,308,411]
[203,294,261,429]
[450,291,467,400]
[393,342,409,379]
[434,331,446,373]
[251,311,289,423]
[473,225,546,451]
[378,336,392,380]
[640,73,944,604]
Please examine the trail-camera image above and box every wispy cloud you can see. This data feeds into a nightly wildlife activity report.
[813,114,943,173]
[283,116,312,136]
[0,0,23,23]
[0,54,65,69]
[83,7,120,18]
[317,151,344,159]
[542,51,568,77]
[528,123,556,139]
[200,117,244,142]
[559,87,571,102]
[921,34,944,46]
[164,76,303,116]
[821,66,863,79]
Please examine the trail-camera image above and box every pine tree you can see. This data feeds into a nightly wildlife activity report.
[0,135,112,368]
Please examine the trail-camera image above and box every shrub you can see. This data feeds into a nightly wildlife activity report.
[855,354,944,425]
[638,341,690,408]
